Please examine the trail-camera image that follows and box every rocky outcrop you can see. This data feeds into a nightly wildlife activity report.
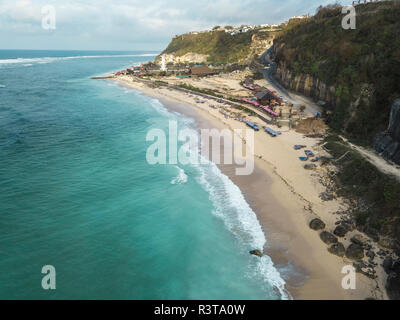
[384,258,400,300]
[350,234,368,247]
[328,243,345,257]
[346,244,364,260]
[373,99,400,165]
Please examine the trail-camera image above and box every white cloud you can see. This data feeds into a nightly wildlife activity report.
[0,0,349,50]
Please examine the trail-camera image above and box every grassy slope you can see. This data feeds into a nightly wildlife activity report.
[162,30,273,65]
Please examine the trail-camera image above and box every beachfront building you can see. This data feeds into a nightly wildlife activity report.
[256,90,275,105]
[190,65,216,77]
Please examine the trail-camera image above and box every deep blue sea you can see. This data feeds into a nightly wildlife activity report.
[0,50,288,299]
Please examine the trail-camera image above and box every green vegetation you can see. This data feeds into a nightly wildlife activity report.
[323,134,400,242]
[154,80,168,85]
[162,29,274,65]
[274,2,400,141]
[177,83,223,98]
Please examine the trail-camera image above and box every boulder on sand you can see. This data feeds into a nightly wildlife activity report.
[346,243,364,260]
[328,242,345,257]
[309,218,326,231]
[250,250,263,258]
[320,231,338,245]
[333,225,348,237]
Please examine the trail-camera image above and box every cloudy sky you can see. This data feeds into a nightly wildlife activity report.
[0,0,349,51]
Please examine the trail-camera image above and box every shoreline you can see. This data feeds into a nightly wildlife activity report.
[111,75,387,300]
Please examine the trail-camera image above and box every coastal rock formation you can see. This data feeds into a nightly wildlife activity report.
[353,260,377,280]
[373,99,400,165]
[309,218,325,231]
[320,231,338,245]
[328,243,345,257]
[346,244,364,260]
[378,237,399,250]
[386,272,400,300]
[249,250,263,258]
[383,257,394,274]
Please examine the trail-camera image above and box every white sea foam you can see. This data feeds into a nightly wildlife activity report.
[0,53,157,66]
[194,155,291,300]
[0,84,5,88]
[171,166,188,185]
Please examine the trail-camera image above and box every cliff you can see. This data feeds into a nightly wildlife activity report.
[272,1,400,155]
[274,62,336,105]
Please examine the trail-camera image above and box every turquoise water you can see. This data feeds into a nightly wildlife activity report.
[0,50,288,299]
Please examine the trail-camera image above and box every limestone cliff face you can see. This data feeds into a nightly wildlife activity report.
[274,61,337,106]
[157,52,209,65]
[374,99,400,165]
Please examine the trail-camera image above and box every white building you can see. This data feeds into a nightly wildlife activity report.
[161,55,167,72]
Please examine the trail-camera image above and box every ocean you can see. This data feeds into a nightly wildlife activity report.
[0,50,288,299]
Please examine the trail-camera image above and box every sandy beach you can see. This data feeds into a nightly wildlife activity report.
[112,75,388,300]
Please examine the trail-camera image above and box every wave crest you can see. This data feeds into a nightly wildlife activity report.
[171,166,188,185]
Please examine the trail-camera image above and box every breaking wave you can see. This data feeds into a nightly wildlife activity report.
[0,53,157,66]
[171,166,188,185]
[194,158,291,299]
